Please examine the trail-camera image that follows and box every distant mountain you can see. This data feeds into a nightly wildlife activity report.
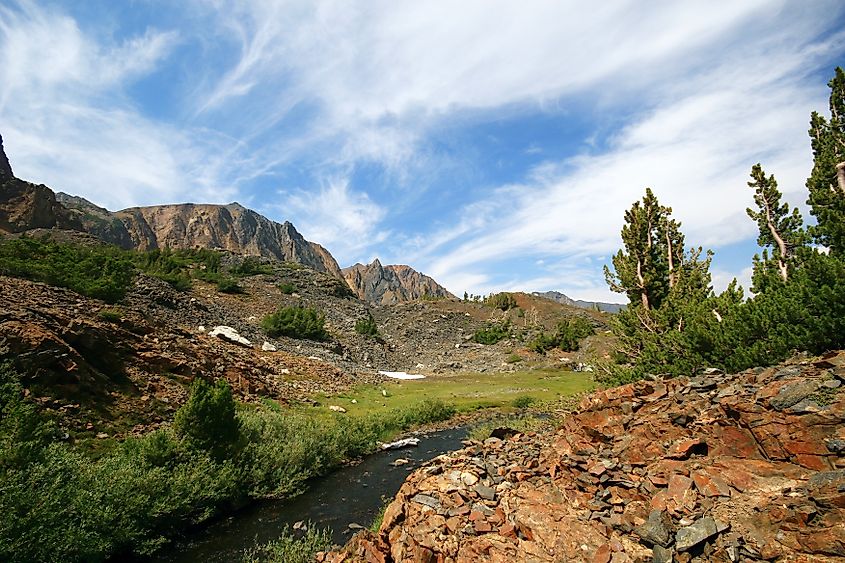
[343,259,454,305]
[531,290,625,313]
[0,134,343,278]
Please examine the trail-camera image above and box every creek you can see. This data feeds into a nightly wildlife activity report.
[155,425,469,562]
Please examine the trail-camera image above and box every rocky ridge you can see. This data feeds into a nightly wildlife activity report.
[0,134,12,179]
[532,290,625,314]
[113,202,343,277]
[343,260,454,305]
[327,353,845,562]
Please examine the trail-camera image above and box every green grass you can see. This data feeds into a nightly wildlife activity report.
[319,368,594,417]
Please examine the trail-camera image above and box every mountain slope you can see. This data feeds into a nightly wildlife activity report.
[112,202,343,277]
[343,259,454,304]
[532,290,625,313]
[0,134,343,277]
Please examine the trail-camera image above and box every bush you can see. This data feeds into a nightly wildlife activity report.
[98,309,122,323]
[511,395,537,409]
[0,236,135,303]
[173,378,241,461]
[473,320,511,345]
[505,353,522,364]
[355,314,380,337]
[261,306,328,341]
[278,282,297,294]
[528,317,594,354]
[485,292,518,311]
[231,257,272,277]
[0,366,459,561]
[216,277,243,294]
[243,526,332,563]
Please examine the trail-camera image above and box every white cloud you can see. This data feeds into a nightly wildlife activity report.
[417,25,843,295]
[0,1,237,210]
[269,177,388,264]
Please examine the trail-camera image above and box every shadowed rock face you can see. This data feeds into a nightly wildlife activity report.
[342,259,454,304]
[0,134,12,179]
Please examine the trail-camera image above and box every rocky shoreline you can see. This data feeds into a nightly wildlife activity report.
[324,352,845,562]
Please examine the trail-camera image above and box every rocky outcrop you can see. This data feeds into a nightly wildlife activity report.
[328,354,845,562]
[0,180,82,234]
[343,260,454,305]
[0,134,12,179]
[55,192,135,249]
[114,203,344,278]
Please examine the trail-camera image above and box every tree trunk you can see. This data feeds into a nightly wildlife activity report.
[837,161,845,194]
[637,258,649,310]
[763,197,790,282]
[666,230,676,288]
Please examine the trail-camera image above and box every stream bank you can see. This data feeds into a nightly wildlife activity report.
[155,425,471,562]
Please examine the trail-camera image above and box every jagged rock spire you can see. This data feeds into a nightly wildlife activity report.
[0,134,13,179]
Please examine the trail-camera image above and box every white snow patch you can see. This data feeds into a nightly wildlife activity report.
[379,371,426,380]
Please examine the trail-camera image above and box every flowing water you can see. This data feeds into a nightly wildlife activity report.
[156,425,469,562]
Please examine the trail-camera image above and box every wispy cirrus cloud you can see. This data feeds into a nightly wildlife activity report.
[0,1,238,210]
[2,0,843,302]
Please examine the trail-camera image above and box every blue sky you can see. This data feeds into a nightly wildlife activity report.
[1,1,844,302]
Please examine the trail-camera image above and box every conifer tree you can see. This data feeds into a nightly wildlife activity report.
[807,67,845,254]
[745,163,806,290]
[605,189,715,374]
[604,188,684,312]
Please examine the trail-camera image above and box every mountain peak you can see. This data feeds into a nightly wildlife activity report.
[342,260,453,304]
[0,133,13,179]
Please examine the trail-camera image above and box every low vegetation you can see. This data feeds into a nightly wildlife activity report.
[466,414,547,441]
[0,363,459,561]
[354,313,380,337]
[484,292,518,311]
[242,526,332,563]
[278,281,297,294]
[261,306,328,341]
[0,236,135,303]
[325,368,594,416]
[472,319,512,345]
[231,256,273,277]
[527,317,594,354]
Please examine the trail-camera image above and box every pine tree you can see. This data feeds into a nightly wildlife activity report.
[604,188,684,312]
[605,189,715,374]
[746,163,806,290]
[807,67,845,254]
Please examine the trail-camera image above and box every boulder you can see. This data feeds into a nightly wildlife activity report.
[208,326,252,347]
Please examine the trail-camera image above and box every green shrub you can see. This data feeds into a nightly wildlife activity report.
[0,368,458,561]
[216,277,243,294]
[278,282,297,294]
[355,314,380,337]
[231,257,272,277]
[261,306,328,341]
[528,317,594,354]
[173,378,241,461]
[511,395,537,409]
[0,236,135,303]
[473,320,511,344]
[505,353,523,364]
[485,292,518,311]
[242,525,332,563]
[98,309,122,323]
